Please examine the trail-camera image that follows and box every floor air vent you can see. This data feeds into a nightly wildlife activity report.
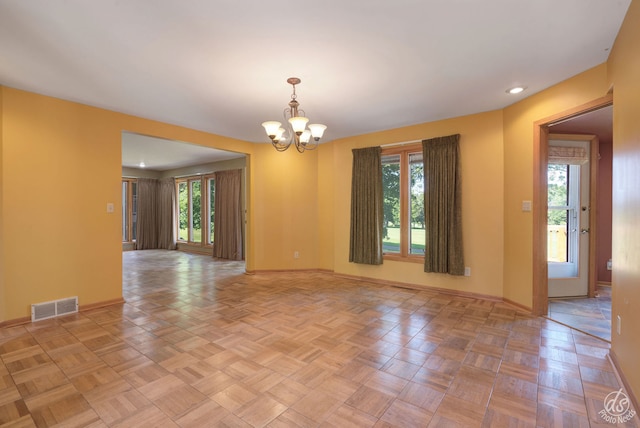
[31,296,78,322]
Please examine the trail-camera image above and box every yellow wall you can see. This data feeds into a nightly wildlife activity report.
[0,87,252,322]
[2,89,123,320]
[317,143,335,271]
[502,64,610,307]
[248,144,320,271]
[607,0,640,403]
[325,110,506,298]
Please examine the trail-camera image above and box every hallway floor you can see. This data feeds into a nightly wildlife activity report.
[548,285,612,342]
[0,251,636,427]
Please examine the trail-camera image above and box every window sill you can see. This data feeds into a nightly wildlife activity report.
[383,254,424,264]
[176,241,213,247]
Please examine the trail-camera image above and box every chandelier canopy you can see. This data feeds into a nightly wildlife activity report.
[262,77,327,152]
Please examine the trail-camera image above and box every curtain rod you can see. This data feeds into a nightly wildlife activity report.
[380,139,423,148]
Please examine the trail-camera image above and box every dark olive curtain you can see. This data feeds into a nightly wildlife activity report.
[135,178,157,250]
[422,134,464,275]
[157,178,177,250]
[212,169,243,260]
[136,177,176,250]
[349,147,384,265]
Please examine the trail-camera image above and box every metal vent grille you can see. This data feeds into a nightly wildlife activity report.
[31,297,78,322]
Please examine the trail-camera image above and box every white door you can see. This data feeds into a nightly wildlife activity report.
[548,139,590,297]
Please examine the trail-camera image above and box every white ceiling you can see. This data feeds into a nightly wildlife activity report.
[122,132,245,171]
[550,105,613,145]
[0,0,630,168]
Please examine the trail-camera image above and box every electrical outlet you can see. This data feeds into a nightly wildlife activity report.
[464,267,471,277]
[294,251,299,259]
[617,315,621,335]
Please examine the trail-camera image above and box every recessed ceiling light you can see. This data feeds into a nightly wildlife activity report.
[506,86,526,94]
[139,162,146,168]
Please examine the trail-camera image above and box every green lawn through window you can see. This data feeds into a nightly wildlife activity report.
[383,227,425,254]
[179,228,202,243]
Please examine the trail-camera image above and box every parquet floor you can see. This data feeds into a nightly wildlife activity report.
[1,250,638,427]
[548,285,612,342]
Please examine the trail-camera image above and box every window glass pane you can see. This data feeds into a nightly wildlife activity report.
[548,164,569,262]
[409,152,425,255]
[208,178,215,244]
[548,164,568,206]
[548,210,568,262]
[122,181,128,242]
[178,182,188,241]
[382,154,401,253]
[190,180,201,243]
[131,182,137,241]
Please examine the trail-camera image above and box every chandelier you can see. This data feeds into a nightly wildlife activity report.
[262,77,327,152]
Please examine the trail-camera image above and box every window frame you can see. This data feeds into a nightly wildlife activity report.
[381,143,425,263]
[176,174,215,247]
[122,178,137,243]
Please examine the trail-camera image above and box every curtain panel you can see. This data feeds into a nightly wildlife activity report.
[136,178,157,250]
[422,134,464,275]
[212,169,244,260]
[135,177,176,250]
[349,146,384,265]
[157,178,177,250]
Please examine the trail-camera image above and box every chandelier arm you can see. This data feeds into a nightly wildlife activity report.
[272,140,291,152]
[294,139,318,152]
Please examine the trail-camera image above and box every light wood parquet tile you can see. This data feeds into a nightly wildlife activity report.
[269,408,316,427]
[484,392,537,426]
[0,250,637,427]
[378,398,434,427]
[345,385,394,419]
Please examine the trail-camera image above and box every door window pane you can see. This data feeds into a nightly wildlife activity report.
[547,210,568,262]
[548,164,569,262]
[547,163,579,269]
[548,164,569,207]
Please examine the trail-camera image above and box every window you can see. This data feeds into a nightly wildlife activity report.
[176,175,214,245]
[208,177,215,244]
[381,144,425,260]
[190,180,202,242]
[178,181,189,241]
[122,179,137,242]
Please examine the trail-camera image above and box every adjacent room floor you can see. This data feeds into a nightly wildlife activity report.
[548,285,612,342]
[0,251,636,427]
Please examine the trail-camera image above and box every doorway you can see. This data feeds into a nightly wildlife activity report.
[532,96,613,341]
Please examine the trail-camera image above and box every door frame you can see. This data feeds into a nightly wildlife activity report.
[532,94,612,316]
